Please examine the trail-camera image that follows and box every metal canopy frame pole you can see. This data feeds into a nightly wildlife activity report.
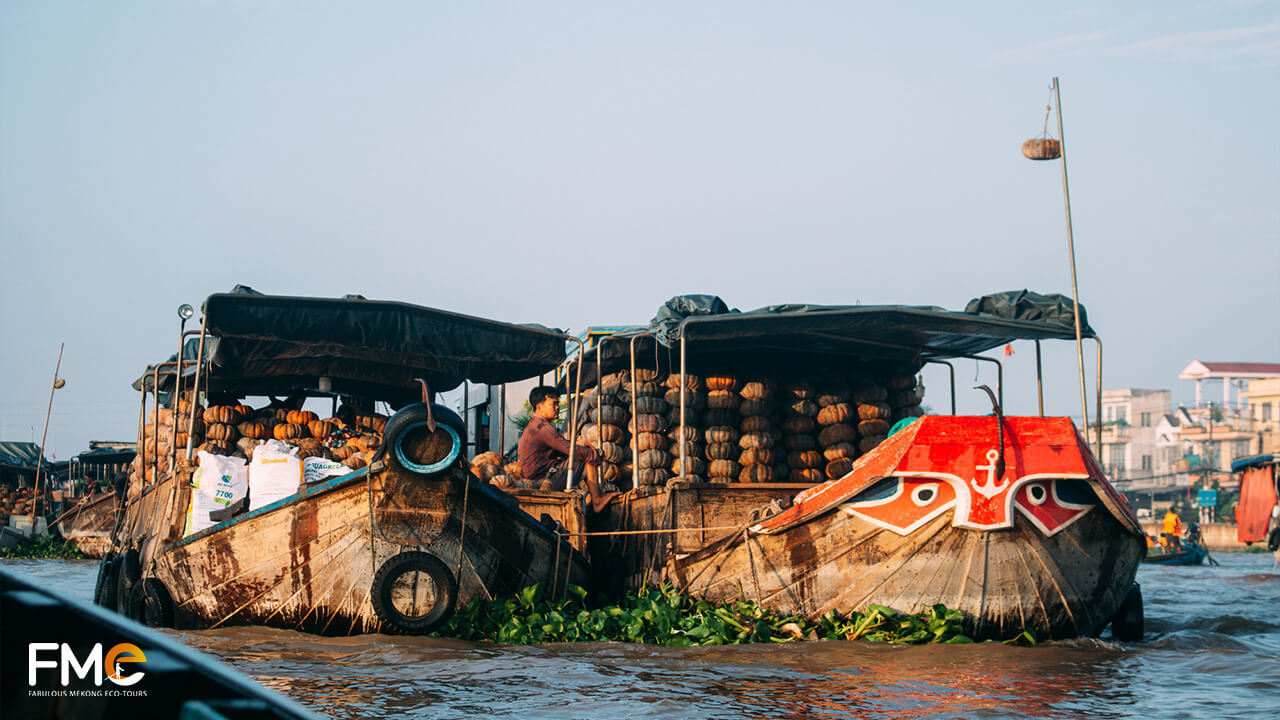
[564,336,586,490]
[679,332,687,482]
[1054,76,1091,445]
[1093,337,1104,459]
[923,360,957,415]
[1035,340,1045,416]
[628,334,655,492]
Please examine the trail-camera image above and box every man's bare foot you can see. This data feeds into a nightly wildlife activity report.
[590,491,621,513]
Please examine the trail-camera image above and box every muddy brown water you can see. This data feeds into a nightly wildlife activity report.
[6,552,1279,719]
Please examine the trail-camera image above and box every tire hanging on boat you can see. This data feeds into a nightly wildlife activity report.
[371,551,458,634]
[1109,582,1144,641]
[380,403,466,477]
[94,553,118,608]
[127,577,175,628]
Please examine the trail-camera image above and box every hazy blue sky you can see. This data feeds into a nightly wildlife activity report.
[2,1,1277,458]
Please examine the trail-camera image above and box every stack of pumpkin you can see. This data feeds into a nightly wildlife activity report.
[665,373,704,483]
[136,394,204,480]
[851,381,893,457]
[703,375,742,483]
[887,375,926,425]
[736,379,779,483]
[628,368,671,487]
[781,381,824,483]
[815,380,858,480]
[194,403,384,470]
[589,373,631,490]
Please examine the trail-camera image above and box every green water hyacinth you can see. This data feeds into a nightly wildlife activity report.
[0,538,86,559]
[435,582,978,646]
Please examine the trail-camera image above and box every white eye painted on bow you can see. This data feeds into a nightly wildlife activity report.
[1026,482,1048,506]
[911,483,940,507]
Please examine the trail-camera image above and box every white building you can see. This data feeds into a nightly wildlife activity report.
[1098,388,1173,484]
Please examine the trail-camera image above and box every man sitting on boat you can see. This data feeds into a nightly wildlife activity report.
[518,386,620,513]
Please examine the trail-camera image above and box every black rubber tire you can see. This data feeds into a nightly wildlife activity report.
[115,548,141,614]
[1267,527,1280,552]
[1110,582,1144,642]
[98,556,120,610]
[379,403,466,477]
[370,551,458,634]
[93,552,117,607]
[127,578,175,628]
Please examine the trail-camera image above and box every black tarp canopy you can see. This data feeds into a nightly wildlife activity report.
[134,288,569,406]
[563,290,1093,382]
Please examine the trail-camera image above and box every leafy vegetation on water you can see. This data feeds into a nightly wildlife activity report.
[0,537,86,559]
[436,581,981,646]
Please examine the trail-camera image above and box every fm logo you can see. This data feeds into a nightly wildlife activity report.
[28,643,146,686]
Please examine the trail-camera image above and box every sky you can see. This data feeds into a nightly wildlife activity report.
[1,1,1277,458]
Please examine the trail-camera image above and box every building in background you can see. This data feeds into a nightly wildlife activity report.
[1099,389,1173,483]
[1240,377,1280,455]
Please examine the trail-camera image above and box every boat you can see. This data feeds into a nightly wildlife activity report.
[98,289,589,635]
[52,490,120,558]
[523,292,1147,641]
[1142,523,1210,566]
[1,566,318,719]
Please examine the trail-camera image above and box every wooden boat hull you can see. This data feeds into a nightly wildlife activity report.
[55,491,119,558]
[1142,542,1207,566]
[598,416,1147,641]
[110,409,588,635]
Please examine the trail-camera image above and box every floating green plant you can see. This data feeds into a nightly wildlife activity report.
[435,581,978,646]
[0,537,87,559]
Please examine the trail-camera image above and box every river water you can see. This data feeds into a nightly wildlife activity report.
[5,552,1279,719]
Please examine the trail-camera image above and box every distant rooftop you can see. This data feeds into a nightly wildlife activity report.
[1179,361,1280,380]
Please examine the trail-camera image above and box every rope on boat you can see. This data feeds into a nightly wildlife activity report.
[560,524,749,538]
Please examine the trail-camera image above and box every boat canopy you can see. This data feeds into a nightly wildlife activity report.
[568,289,1093,380]
[134,287,568,405]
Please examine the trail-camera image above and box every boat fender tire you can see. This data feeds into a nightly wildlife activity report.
[1267,527,1280,552]
[93,552,117,607]
[371,551,458,634]
[98,556,121,610]
[380,403,466,477]
[127,577,175,628]
[115,548,141,615]
[1110,582,1144,642]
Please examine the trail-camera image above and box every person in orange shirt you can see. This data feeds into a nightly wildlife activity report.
[1161,509,1183,548]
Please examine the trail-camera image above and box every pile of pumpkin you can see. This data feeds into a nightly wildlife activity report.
[128,397,388,499]
[0,485,42,523]
[470,452,529,490]
[574,368,924,486]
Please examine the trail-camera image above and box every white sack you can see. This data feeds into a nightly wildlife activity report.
[303,456,349,484]
[184,451,249,536]
[249,440,303,512]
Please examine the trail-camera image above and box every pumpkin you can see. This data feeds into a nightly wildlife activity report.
[629,413,669,434]
[784,433,817,451]
[858,402,892,420]
[781,416,817,435]
[273,423,307,441]
[738,432,774,450]
[580,424,601,444]
[739,464,775,483]
[739,416,772,433]
[292,438,326,458]
[825,458,854,479]
[666,407,700,427]
[785,399,818,418]
[707,460,741,479]
[789,468,825,484]
[598,423,626,444]
[816,382,851,407]
[817,423,857,447]
[668,425,702,444]
[636,449,670,469]
[664,374,701,391]
[342,452,370,470]
[595,405,627,426]
[596,442,624,464]
[234,404,254,419]
[816,403,853,426]
[886,374,916,391]
[859,435,887,453]
[739,380,776,401]
[309,420,337,438]
[503,461,523,479]
[706,391,739,410]
[363,414,389,433]
[738,399,774,418]
[238,420,272,439]
[858,419,890,437]
[204,406,235,425]
[674,441,704,459]
[285,410,318,425]
[1022,137,1061,160]
[634,396,667,415]
[634,432,668,451]
[632,367,662,382]
[739,447,776,466]
[636,468,671,487]
[206,423,239,443]
[784,382,816,399]
[490,474,512,489]
[600,463,621,484]
[198,441,236,457]
[852,384,888,404]
[625,381,664,398]
[702,408,739,427]
[346,435,379,452]
[705,442,738,460]
[664,388,706,410]
[670,456,706,476]
[893,406,925,422]
[705,376,738,392]
[889,387,925,408]
[706,425,737,443]
[237,437,265,460]
[823,442,857,461]
[787,450,824,469]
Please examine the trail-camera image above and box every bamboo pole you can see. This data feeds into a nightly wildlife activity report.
[1054,76,1091,444]
[31,343,64,525]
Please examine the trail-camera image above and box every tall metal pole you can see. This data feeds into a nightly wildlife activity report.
[1054,76,1091,444]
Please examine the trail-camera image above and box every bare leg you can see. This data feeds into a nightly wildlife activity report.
[582,461,619,513]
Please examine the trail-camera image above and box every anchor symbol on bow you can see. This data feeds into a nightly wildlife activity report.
[971,385,1008,499]
[971,449,1010,498]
